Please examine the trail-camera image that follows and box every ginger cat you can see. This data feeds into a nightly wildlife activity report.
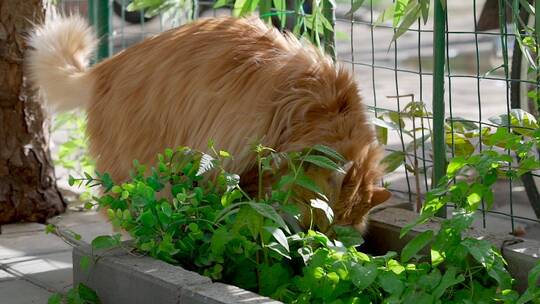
[27,15,390,232]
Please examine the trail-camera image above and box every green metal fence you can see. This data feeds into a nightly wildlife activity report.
[57,0,540,238]
[336,0,540,236]
[59,0,200,61]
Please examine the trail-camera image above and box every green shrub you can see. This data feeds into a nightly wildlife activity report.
[51,140,540,304]
[52,112,95,203]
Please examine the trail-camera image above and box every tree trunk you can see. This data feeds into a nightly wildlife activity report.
[0,0,65,224]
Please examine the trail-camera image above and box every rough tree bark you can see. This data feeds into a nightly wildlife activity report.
[0,0,65,224]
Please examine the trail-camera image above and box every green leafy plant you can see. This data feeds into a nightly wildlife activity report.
[126,0,337,57]
[47,283,100,304]
[52,112,94,175]
[50,139,540,303]
[372,92,540,213]
[347,0,540,114]
[52,112,96,203]
[347,0,436,41]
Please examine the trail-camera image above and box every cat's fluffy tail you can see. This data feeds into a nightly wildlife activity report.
[26,14,96,112]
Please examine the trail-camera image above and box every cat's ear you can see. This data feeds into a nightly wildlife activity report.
[371,187,391,206]
[329,161,354,190]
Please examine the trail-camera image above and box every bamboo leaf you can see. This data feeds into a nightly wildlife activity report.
[392,4,421,41]
[302,155,344,173]
[381,151,405,173]
[345,0,366,17]
[312,144,346,162]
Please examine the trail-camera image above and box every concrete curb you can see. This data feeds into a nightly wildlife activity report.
[73,245,281,304]
[73,207,539,303]
[366,207,540,292]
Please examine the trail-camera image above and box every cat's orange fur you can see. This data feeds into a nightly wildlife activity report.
[27,15,390,231]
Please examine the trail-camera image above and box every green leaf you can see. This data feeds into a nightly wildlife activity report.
[376,5,395,25]
[164,148,173,159]
[264,226,290,253]
[516,260,539,303]
[489,110,538,137]
[45,224,56,234]
[213,0,230,8]
[68,175,76,186]
[418,268,442,290]
[79,255,91,272]
[517,289,540,304]
[350,263,378,290]
[76,283,100,303]
[449,117,478,132]
[266,241,291,259]
[527,260,540,289]
[405,134,431,152]
[221,189,243,207]
[276,174,295,189]
[248,202,290,233]
[219,150,231,158]
[371,116,400,131]
[446,156,467,177]
[392,4,421,41]
[259,263,291,296]
[63,229,82,241]
[420,0,430,23]
[381,151,405,173]
[91,235,120,250]
[376,124,388,145]
[401,230,433,262]
[400,206,439,238]
[210,227,233,256]
[161,202,173,218]
[462,238,512,289]
[295,174,323,195]
[297,247,313,265]
[312,144,346,163]
[432,267,465,298]
[345,0,366,17]
[387,259,405,275]
[139,210,157,227]
[310,198,334,224]
[466,183,485,210]
[462,238,496,268]
[391,0,410,27]
[233,0,259,17]
[302,155,344,173]
[378,271,404,296]
[234,206,263,239]
[112,185,122,194]
[333,225,364,248]
[47,293,62,304]
[101,173,114,192]
[446,133,475,157]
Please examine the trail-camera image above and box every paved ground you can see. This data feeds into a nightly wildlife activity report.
[0,209,114,304]
[1,1,539,302]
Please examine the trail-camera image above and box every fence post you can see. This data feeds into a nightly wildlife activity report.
[432,0,447,217]
[88,0,110,61]
[191,0,199,21]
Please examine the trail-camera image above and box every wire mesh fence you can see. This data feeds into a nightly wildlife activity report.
[337,0,540,237]
[55,0,540,239]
